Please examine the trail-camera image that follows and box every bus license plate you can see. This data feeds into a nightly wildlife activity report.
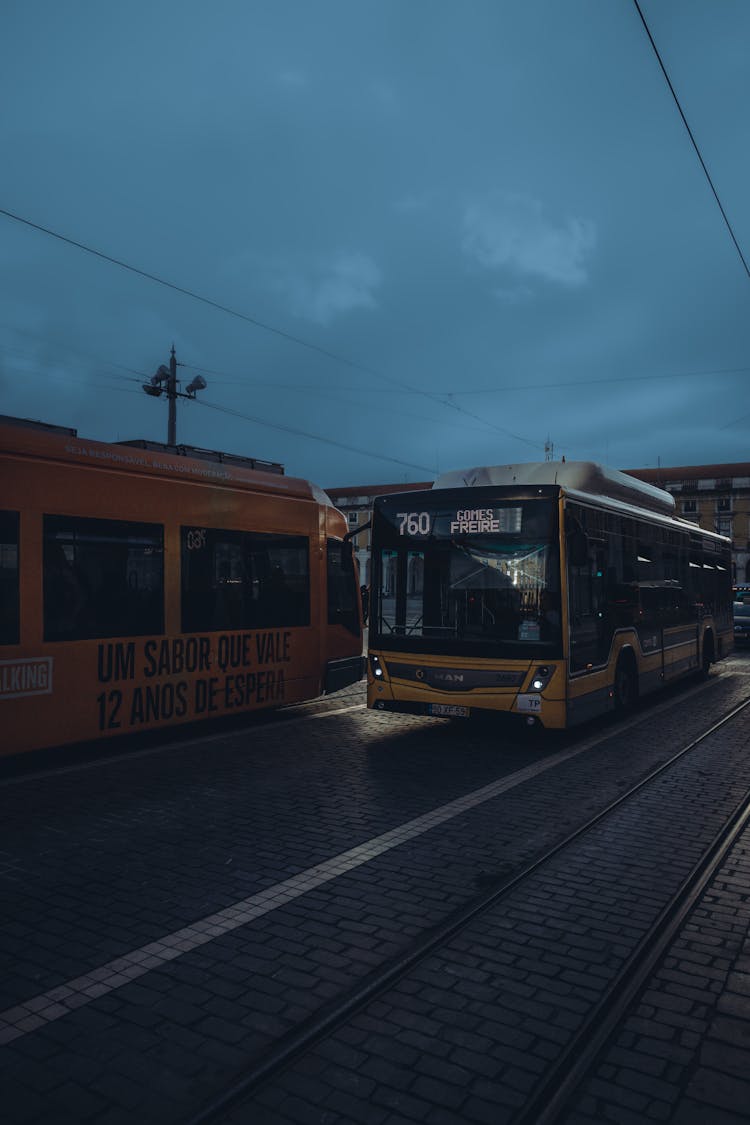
[516,694,542,713]
[429,703,470,718]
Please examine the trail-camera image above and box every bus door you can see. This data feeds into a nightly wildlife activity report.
[566,522,611,673]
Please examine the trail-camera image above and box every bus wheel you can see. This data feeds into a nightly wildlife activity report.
[613,654,637,713]
[700,632,715,679]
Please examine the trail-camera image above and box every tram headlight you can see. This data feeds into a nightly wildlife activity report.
[369,654,384,678]
[530,665,553,691]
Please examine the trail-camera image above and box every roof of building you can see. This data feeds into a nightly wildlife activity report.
[625,463,750,483]
[325,481,433,499]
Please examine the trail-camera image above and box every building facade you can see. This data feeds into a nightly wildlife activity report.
[328,460,750,588]
[324,482,431,587]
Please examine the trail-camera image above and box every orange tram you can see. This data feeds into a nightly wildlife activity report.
[0,416,364,756]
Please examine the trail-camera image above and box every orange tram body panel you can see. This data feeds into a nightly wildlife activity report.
[0,418,364,756]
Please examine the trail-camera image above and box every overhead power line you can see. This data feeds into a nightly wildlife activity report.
[0,205,540,453]
[197,397,437,474]
[181,358,750,396]
[633,0,750,282]
[0,335,434,470]
[0,206,377,376]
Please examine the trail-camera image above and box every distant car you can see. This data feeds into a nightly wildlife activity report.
[734,602,750,646]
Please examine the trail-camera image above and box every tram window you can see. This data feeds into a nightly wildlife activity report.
[326,539,360,635]
[0,511,20,645]
[181,527,310,632]
[43,515,164,641]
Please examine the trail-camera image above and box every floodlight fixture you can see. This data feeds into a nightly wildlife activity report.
[185,375,207,396]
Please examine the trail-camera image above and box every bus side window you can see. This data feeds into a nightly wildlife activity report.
[43,515,164,641]
[0,511,20,645]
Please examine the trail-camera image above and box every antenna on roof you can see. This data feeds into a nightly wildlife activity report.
[544,437,554,462]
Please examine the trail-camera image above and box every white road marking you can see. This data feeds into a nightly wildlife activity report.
[0,675,725,1042]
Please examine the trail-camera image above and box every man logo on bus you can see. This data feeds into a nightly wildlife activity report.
[416,669,425,680]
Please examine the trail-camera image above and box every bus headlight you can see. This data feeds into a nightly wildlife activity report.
[369,654,384,678]
[530,666,553,691]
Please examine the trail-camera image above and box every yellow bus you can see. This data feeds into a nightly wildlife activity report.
[1,416,364,756]
[367,461,733,729]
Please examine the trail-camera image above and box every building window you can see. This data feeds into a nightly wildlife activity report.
[716,516,732,538]
[44,515,164,641]
[681,480,698,492]
[717,497,731,512]
[682,500,697,514]
[348,511,360,526]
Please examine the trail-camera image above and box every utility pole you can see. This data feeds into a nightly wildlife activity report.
[142,346,207,445]
[167,345,177,446]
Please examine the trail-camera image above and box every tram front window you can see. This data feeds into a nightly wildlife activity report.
[372,495,561,657]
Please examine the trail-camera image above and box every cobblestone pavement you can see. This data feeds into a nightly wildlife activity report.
[568,785,750,1125]
[2,662,750,1124]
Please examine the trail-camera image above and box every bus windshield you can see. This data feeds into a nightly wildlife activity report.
[371,494,561,657]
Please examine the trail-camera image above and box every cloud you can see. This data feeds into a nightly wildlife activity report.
[492,284,535,305]
[277,69,307,89]
[461,194,596,287]
[277,252,382,325]
[393,193,430,214]
[370,80,398,110]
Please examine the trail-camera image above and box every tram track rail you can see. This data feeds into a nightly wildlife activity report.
[3,666,750,1125]
[181,690,750,1125]
[522,698,750,1125]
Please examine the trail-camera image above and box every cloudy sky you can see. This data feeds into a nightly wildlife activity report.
[2,0,749,487]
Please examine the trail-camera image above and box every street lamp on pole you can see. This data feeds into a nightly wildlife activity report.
[142,346,207,446]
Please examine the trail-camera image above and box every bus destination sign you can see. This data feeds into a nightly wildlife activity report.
[395,507,522,537]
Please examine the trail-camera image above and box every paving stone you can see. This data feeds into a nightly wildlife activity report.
[410,1075,467,1110]
[669,1100,750,1125]
[717,990,750,1020]
[699,1037,750,1079]
[371,1083,433,1121]
[360,1056,414,1090]
[709,1013,750,1051]
[470,1076,527,1109]
[686,1066,750,1114]
[461,1095,515,1124]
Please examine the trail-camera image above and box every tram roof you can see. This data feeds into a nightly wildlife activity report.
[0,416,333,505]
[432,460,676,518]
